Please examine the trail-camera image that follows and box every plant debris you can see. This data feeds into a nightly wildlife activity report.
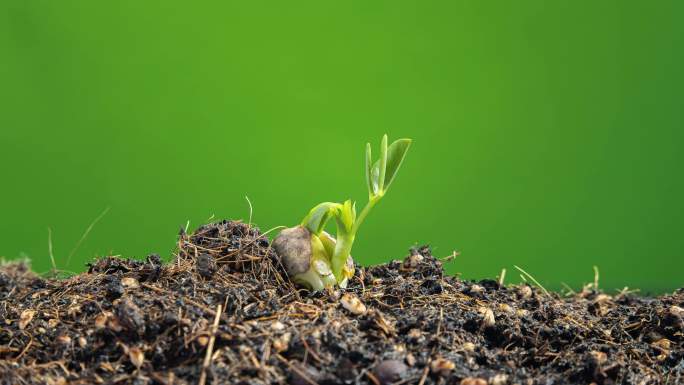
[1,220,683,384]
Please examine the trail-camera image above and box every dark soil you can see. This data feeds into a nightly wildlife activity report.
[1,220,683,385]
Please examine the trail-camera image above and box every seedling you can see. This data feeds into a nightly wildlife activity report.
[273,135,412,290]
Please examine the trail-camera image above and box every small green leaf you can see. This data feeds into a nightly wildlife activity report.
[377,134,388,193]
[382,138,411,191]
[371,161,381,195]
[301,202,340,234]
[335,200,356,233]
[351,201,357,224]
[365,143,373,197]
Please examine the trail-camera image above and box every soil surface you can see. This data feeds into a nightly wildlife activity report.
[1,220,682,385]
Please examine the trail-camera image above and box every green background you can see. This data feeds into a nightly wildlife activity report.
[1,1,682,293]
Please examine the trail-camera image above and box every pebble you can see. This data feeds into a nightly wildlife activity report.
[121,277,140,289]
[374,360,407,384]
[460,377,487,385]
[270,321,286,331]
[518,286,532,299]
[479,307,496,327]
[272,332,291,352]
[430,358,455,376]
[490,373,509,385]
[128,346,145,368]
[340,293,367,315]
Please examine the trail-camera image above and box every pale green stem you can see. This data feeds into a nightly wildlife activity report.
[352,195,381,234]
[331,232,355,283]
[331,194,383,282]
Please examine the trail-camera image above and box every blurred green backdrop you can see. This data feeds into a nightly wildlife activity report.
[1,1,682,293]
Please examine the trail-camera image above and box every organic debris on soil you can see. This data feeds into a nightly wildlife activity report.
[1,221,683,385]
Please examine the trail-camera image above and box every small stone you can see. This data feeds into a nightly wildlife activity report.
[273,332,291,352]
[498,303,514,313]
[407,328,422,340]
[404,253,424,268]
[19,309,36,330]
[589,350,607,365]
[518,286,532,299]
[103,276,124,299]
[470,284,484,294]
[67,305,82,317]
[374,360,407,384]
[121,277,140,289]
[430,358,455,376]
[462,342,476,352]
[270,321,286,331]
[56,335,71,345]
[196,254,217,278]
[45,377,66,385]
[460,378,487,385]
[490,373,508,385]
[669,305,684,317]
[479,307,495,327]
[78,336,87,348]
[405,353,416,366]
[117,298,145,334]
[340,293,367,315]
[94,312,110,329]
[128,346,145,368]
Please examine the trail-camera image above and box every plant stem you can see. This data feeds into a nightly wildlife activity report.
[331,195,382,282]
[331,232,355,283]
[352,195,381,234]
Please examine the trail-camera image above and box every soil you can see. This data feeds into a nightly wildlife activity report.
[1,220,682,385]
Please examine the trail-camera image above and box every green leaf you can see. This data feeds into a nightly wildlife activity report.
[377,134,388,193]
[371,160,381,195]
[382,138,411,191]
[351,201,357,224]
[335,200,356,234]
[301,202,340,234]
[365,143,373,197]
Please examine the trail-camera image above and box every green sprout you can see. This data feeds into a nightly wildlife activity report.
[273,135,411,290]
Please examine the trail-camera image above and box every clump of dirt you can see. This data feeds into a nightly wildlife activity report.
[1,220,682,384]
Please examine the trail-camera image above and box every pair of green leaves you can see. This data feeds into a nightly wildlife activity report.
[366,135,412,199]
[302,200,356,236]
[301,202,341,235]
[301,199,356,235]
[302,135,411,235]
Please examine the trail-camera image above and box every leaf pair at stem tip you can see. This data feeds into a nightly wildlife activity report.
[366,134,412,200]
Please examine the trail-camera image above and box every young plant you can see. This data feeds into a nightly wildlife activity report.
[273,135,411,290]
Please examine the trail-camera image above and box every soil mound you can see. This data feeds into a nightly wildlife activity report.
[1,220,682,384]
